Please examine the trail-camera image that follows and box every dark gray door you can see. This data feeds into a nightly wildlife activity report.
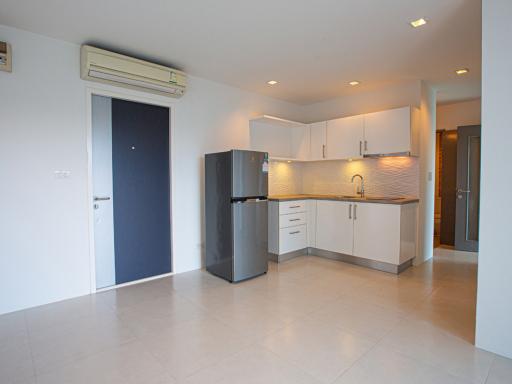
[440,130,458,246]
[112,99,171,284]
[455,125,481,252]
[232,199,268,282]
[231,150,268,198]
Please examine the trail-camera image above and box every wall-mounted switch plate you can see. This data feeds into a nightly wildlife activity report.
[54,170,71,179]
[0,42,12,73]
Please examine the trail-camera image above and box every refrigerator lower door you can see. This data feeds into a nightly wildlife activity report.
[232,199,268,282]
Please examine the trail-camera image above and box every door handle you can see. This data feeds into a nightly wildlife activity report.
[289,230,300,235]
[322,144,326,158]
[364,140,368,152]
[289,218,300,222]
[359,141,362,156]
[457,189,470,193]
[93,196,111,201]
[348,204,352,219]
[354,204,357,220]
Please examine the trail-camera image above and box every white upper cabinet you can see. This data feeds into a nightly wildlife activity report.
[309,121,327,160]
[326,115,364,159]
[363,106,418,156]
[291,125,311,160]
[315,200,354,255]
[249,107,419,161]
[249,115,309,160]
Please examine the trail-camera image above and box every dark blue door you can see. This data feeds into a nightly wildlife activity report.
[112,99,171,284]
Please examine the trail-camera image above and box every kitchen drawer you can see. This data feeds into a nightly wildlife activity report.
[279,212,307,228]
[279,200,307,215]
[279,224,307,254]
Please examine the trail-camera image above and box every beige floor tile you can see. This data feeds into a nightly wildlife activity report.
[0,248,492,384]
[142,316,252,380]
[29,309,135,374]
[186,344,320,384]
[486,355,512,384]
[0,332,35,383]
[117,294,209,338]
[380,319,494,384]
[36,340,176,384]
[25,294,113,332]
[334,345,471,384]
[307,295,404,341]
[0,310,27,341]
[260,317,376,383]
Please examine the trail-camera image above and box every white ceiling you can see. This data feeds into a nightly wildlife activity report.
[0,0,481,105]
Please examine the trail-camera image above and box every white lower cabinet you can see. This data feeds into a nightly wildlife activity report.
[279,225,307,254]
[352,202,401,265]
[269,199,418,269]
[315,200,354,255]
[268,200,308,256]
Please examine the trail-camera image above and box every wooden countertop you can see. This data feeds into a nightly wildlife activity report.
[268,194,419,205]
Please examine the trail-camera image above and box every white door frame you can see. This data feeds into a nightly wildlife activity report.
[85,83,177,293]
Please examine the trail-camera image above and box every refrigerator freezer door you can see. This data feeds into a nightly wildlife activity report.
[232,199,268,282]
[231,150,268,198]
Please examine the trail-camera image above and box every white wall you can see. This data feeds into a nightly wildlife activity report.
[416,81,436,265]
[476,0,512,359]
[436,98,481,131]
[302,81,421,123]
[0,25,302,314]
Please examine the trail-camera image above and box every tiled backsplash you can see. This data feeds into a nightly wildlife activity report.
[269,157,419,197]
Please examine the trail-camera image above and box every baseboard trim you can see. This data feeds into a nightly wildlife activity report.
[268,248,308,263]
[308,248,413,274]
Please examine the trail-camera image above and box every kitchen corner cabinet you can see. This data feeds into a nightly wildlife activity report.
[326,115,364,159]
[309,121,327,160]
[363,106,419,156]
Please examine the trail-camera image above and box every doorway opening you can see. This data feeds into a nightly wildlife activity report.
[434,125,481,251]
[89,92,173,291]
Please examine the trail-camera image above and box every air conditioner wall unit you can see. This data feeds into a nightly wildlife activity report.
[80,45,187,98]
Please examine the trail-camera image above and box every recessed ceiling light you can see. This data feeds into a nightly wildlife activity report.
[267,80,278,85]
[410,18,427,28]
[349,81,360,86]
[455,68,469,75]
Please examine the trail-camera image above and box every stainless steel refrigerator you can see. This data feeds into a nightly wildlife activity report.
[205,150,269,282]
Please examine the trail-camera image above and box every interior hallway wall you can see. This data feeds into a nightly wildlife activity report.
[437,98,481,131]
[476,0,512,359]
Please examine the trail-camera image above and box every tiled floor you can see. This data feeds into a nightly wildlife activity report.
[2,248,512,384]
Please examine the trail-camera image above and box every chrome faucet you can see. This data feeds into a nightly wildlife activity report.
[351,174,365,197]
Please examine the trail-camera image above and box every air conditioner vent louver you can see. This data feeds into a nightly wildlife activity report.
[80,45,186,98]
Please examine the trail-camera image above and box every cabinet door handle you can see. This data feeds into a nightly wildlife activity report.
[322,144,326,158]
[290,205,301,208]
[354,204,357,220]
[289,230,300,235]
[289,218,300,222]
[364,140,368,152]
[359,141,362,156]
[348,204,352,219]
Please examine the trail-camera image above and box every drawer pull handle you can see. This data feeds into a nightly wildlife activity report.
[289,231,300,235]
[289,218,300,222]
[290,205,301,208]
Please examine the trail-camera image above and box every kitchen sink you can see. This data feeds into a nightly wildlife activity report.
[336,195,405,201]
